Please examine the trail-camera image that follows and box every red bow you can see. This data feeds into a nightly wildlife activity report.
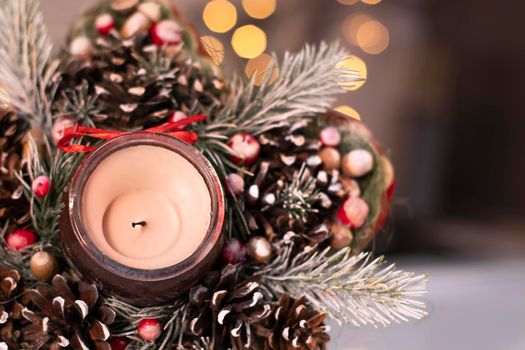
[57,115,207,153]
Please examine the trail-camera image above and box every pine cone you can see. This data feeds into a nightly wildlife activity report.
[244,122,343,246]
[0,109,31,228]
[0,267,28,349]
[21,274,116,350]
[186,265,272,349]
[54,1,226,132]
[255,295,330,350]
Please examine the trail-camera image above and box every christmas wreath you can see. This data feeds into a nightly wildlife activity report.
[0,0,428,349]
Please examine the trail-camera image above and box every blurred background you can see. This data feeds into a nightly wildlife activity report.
[41,0,525,349]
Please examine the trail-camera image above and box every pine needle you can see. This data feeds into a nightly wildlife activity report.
[0,0,59,129]
[262,246,428,327]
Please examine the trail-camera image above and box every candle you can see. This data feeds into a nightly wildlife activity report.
[61,133,224,306]
[82,145,211,270]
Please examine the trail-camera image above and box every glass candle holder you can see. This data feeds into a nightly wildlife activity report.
[60,133,225,306]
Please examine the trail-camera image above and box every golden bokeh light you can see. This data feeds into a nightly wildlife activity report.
[335,55,367,91]
[203,0,237,33]
[231,25,267,59]
[335,105,361,121]
[200,35,225,65]
[242,0,277,19]
[362,0,382,4]
[342,13,373,46]
[356,20,389,54]
[337,0,360,5]
[245,53,279,86]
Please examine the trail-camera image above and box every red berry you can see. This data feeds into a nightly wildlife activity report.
[109,337,129,350]
[138,318,162,341]
[221,238,247,265]
[226,173,245,196]
[150,20,182,46]
[6,229,38,251]
[320,127,341,147]
[32,176,51,199]
[96,13,115,35]
[337,197,369,229]
[51,117,77,145]
[227,134,260,166]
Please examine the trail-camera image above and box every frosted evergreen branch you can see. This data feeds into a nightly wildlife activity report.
[0,0,59,129]
[265,163,320,223]
[203,42,360,137]
[106,297,189,350]
[262,246,428,327]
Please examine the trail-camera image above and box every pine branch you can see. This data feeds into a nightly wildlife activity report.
[262,246,428,327]
[18,138,84,241]
[0,0,59,129]
[201,42,359,138]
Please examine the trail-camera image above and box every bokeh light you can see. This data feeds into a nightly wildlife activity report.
[337,0,360,5]
[203,0,237,33]
[231,25,267,59]
[336,55,367,91]
[200,35,225,65]
[242,0,277,19]
[335,105,361,121]
[362,0,382,4]
[245,53,279,86]
[356,19,389,54]
[342,13,373,46]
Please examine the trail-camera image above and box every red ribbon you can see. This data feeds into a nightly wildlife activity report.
[57,115,207,153]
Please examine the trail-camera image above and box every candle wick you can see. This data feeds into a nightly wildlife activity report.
[132,221,147,228]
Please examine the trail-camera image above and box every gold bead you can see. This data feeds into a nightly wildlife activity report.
[319,147,341,171]
[247,236,272,263]
[331,224,354,250]
[30,251,59,282]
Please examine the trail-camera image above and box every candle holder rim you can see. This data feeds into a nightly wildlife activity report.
[67,132,225,282]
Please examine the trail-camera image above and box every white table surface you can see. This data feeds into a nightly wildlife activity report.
[329,257,525,350]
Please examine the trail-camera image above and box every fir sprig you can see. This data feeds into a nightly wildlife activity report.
[107,297,189,350]
[0,0,59,130]
[262,245,428,327]
[18,141,84,242]
[266,164,320,223]
[203,42,358,137]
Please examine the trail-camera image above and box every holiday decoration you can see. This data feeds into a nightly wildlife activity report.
[255,294,330,350]
[228,133,261,165]
[60,131,225,306]
[221,238,248,265]
[0,268,27,348]
[138,318,162,341]
[29,251,59,282]
[51,117,77,145]
[150,20,183,46]
[95,13,116,35]
[0,109,30,228]
[109,337,129,350]
[5,229,37,251]
[0,0,428,348]
[31,176,51,199]
[21,274,116,349]
[226,173,245,196]
[342,149,374,178]
[247,236,273,264]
